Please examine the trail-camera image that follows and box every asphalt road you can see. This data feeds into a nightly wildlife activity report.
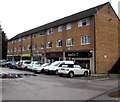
[1,67,119,101]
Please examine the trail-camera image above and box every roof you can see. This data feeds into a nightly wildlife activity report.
[9,2,109,41]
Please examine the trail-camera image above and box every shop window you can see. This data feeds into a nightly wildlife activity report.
[66,38,73,46]
[40,43,44,49]
[66,23,72,30]
[47,42,52,48]
[58,26,62,32]
[78,18,90,27]
[81,35,90,45]
[56,40,62,47]
[47,28,54,34]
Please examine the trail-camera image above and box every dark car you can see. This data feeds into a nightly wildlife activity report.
[2,61,12,67]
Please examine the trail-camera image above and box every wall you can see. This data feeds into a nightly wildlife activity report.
[95,3,119,73]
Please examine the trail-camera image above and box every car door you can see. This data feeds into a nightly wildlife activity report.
[73,65,84,75]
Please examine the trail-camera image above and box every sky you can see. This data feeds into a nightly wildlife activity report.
[0,0,119,39]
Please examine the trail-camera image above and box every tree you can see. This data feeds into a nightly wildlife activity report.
[0,24,8,60]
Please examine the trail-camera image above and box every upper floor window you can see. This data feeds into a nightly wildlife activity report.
[66,23,71,30]
[11,48,13,52]
[14,48,17,52]
[14,40,16,43]
[81,35,90,45]
[39,31,44,36]
[58,26,62,32]
[28,45,31,50]
[22,37,26,40]
[7,49,10,53]
[40,43,44,49]
[28,35,31,39]
[32,44,37,50]
[18,47,21,52]
[47,42,52,48]
[78,18,90,27]
[22,46,25,51]
[56,40,62,47]
[33,34,36,38]
[18,38,21,42]
[66,38,73,46]
[47,28,54,34]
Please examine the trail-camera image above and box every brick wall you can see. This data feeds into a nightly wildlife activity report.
[95,3,119,73]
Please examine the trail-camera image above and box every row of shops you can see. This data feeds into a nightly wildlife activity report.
[7,50,94,72]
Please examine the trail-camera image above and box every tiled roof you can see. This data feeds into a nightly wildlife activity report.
[9,2,109,41]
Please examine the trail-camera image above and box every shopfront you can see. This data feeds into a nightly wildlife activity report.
[32,53,43,63]
[65,50,92,69]
[46,52,63,63]
[20,54,31,60]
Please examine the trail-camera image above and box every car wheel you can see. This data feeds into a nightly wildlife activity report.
[5,65,7,67]
[69,72,74,78]
[55,70,58,75]
[84,71,88,77]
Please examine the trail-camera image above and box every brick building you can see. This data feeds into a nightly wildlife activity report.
[7,2,119,73]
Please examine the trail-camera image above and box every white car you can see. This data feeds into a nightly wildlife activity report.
[44,61,74,74]
[27,61,41,70]
[33,63,51,73]
[17,60,31,69]
[58,64,91,78]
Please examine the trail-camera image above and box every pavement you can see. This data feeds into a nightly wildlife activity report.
[1,67,120,101]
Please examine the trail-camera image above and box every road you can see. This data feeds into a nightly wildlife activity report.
[1,67,119,101]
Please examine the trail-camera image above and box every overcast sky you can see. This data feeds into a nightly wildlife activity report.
[0,0,119,39]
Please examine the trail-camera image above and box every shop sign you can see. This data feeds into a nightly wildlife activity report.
[46,52,63,58]
[32,53,43,57]
[66,52,92,57]
[7,55,13,57]
[72,58,90,61]
[21,54,31,57]
[13,54,19,56]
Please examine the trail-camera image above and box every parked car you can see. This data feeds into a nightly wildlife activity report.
[1,61,12,67]
[9,61,19,69]
[33,63,51,73]
[17,60,31,69]
[44,61,74,74]
[58,64,91,78]
[27,61,41,71]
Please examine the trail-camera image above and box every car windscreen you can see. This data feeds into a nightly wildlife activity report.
[25,62,31,64]
[50,62,61,66]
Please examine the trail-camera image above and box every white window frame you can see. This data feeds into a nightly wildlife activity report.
[18,38,21,42]
[66,38,73,46]
[66,23,71,30]
[81,35,90,45]
[47,42,52,48]
[22,46,25,51]
[40,43,44,49]
[78,18,90,27]
[7,49,10,53]
[32,44,37,50]
[28,45,31,50]
[58,26,62,32]
[47,28,54,34]
[56,40,62,47]
[14,48,17,52]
